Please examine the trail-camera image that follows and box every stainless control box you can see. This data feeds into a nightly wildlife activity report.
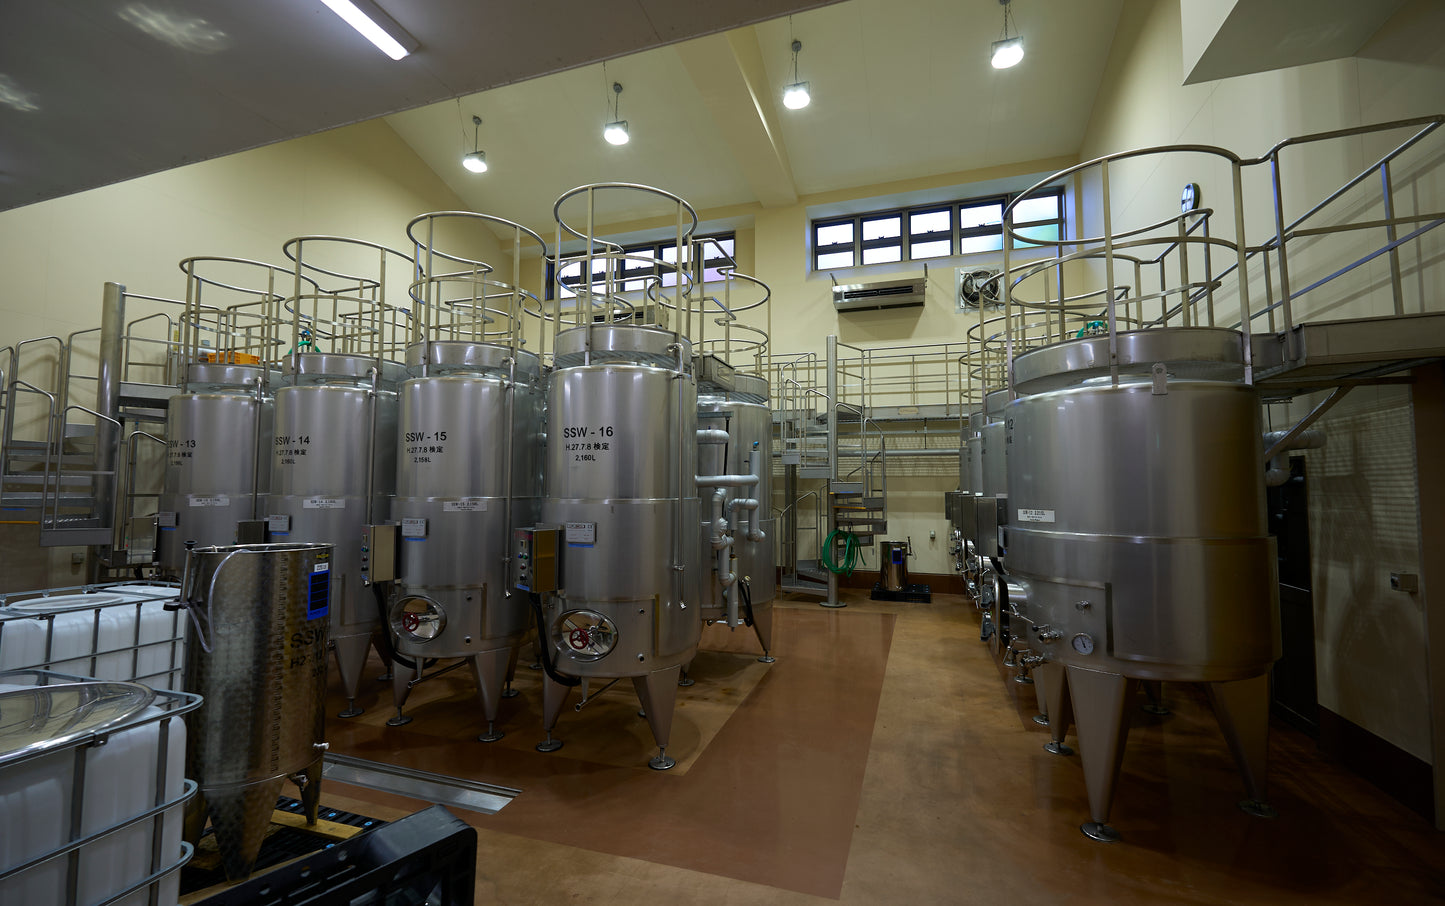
[514,526,559,593]
[360,523,397,585]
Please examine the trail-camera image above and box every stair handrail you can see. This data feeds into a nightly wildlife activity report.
[2,381,58,510]
[118,430,167,559]
[45,405,122,535]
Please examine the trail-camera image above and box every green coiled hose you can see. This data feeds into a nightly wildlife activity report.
[822,528,861,576]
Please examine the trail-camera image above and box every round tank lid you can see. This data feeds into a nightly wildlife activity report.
[1012,327,1246,394]
[0,681,156,767]
[554,324,692,371]
[7,593,128,613]
[404,341,542,381]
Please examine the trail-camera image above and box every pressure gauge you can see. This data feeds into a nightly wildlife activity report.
[1071,633,1095,655]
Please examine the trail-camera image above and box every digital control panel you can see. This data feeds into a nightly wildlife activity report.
[514,526,558,593]
[360,523,397,586]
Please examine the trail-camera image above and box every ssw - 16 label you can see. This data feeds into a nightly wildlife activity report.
[562,424,616,462]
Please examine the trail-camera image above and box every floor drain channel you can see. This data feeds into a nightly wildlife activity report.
[323,752,520,815]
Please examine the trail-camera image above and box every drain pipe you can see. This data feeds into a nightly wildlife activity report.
[1264,428,1325,487]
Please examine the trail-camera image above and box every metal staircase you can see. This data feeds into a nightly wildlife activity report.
[1,283,180,563]
[776,336,890,606]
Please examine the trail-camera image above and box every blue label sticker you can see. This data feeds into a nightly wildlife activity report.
[307,568,330,620]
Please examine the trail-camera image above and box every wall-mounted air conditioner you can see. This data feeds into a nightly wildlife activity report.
[832,276,926,313]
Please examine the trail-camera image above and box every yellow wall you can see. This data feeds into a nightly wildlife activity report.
[1080,0,1445,763]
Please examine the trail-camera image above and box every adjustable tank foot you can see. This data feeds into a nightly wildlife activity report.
[478,721,504,744]
[528,662,542,670]
[385,711,412,727]
[820,600,848,609]
[1014,673,1034,685]
[678,672,695,688]
[1239,799,1278,819]
[637,709,647,718]
[535,732,563,753]
[502,684,520,699]
[377,672,393,682]
[338,700,363,719]
[1033,714,1050,726]
[649,747,676,771]
[1080,822,1121,843]
[1141,681,1170,715]
[758,653,776,664]
[1044,741,1075,756]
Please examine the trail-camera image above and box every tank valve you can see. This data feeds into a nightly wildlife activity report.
[1033,625,1063,641]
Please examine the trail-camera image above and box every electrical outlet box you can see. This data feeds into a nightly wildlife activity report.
[361,524,397,585]
[1390,572,1419,594]
[514,526,559,593]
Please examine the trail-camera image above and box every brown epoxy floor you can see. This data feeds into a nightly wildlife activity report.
[319,592,1445,904]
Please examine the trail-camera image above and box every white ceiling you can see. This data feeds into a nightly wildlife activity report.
[385,0,1126,233]
[0,0,842,211]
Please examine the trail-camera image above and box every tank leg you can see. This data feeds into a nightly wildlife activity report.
[1141,680,1170,715]
[1031,659,1051,726]
[678,660,695,687]
[528,634,543,670]
[752,603,776,663]
[332,634,371,718]
[1066,666,1134,842]
[386,659,415,727]
[372,631,393,682]
[298,757,324,824]
[1207,673,1277,818]
[207,775,287,881]
[536,675,572,753]
[182,790,208,849]
[634,665,682,770]
[501,641,521,698]
[471,649,509,743]
[1038,661,1073,755]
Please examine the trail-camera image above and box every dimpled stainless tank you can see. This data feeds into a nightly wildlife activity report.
[157,363,273,574]
[386,342,544,738]
[1004,377,1279,682]
[179,541,331,881]
[697,372,775,658]
[267,354,398,717]
[536,325,701,768]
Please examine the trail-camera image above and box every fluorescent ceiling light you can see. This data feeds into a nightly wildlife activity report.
[318,0,415,61]
[991,36,1023,69]
[782,81,811,110]
[603,120,630,146]
[463,150,488,173]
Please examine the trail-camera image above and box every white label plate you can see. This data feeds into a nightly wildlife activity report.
[267,514,291,533]
[303,497,346,510]
[401,518,428,538]
[565,522,596,544]
[442,498,488,512]
[188,495,230,507]
[1016,508,1056,523]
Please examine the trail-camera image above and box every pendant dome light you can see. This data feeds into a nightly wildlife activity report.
[604,81,629,145]
[783,38,811,110]
[462,114,488,173]
[991,0,1024,69]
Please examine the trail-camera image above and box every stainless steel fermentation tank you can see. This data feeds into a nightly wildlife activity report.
[387,342,544,740]
[1005,332,1279,841]
[268,353,398,717]
[156,362,273,574]
[178,542,332,881]
[535,325,702,770]
[697,372,775,662]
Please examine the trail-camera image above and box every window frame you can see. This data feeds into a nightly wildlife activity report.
[810,187,1065,271]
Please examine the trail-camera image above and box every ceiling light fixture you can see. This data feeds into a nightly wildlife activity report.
[991,0,1024,69]
[783,36,811,110]
[318,0,417,61]
[604,82,629,146]
[462,115,488,173]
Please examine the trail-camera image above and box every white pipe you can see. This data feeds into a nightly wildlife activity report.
[696,428,730,444]
[1263,428,1325,487]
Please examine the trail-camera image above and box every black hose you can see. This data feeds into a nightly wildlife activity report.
[528,593,580,687]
